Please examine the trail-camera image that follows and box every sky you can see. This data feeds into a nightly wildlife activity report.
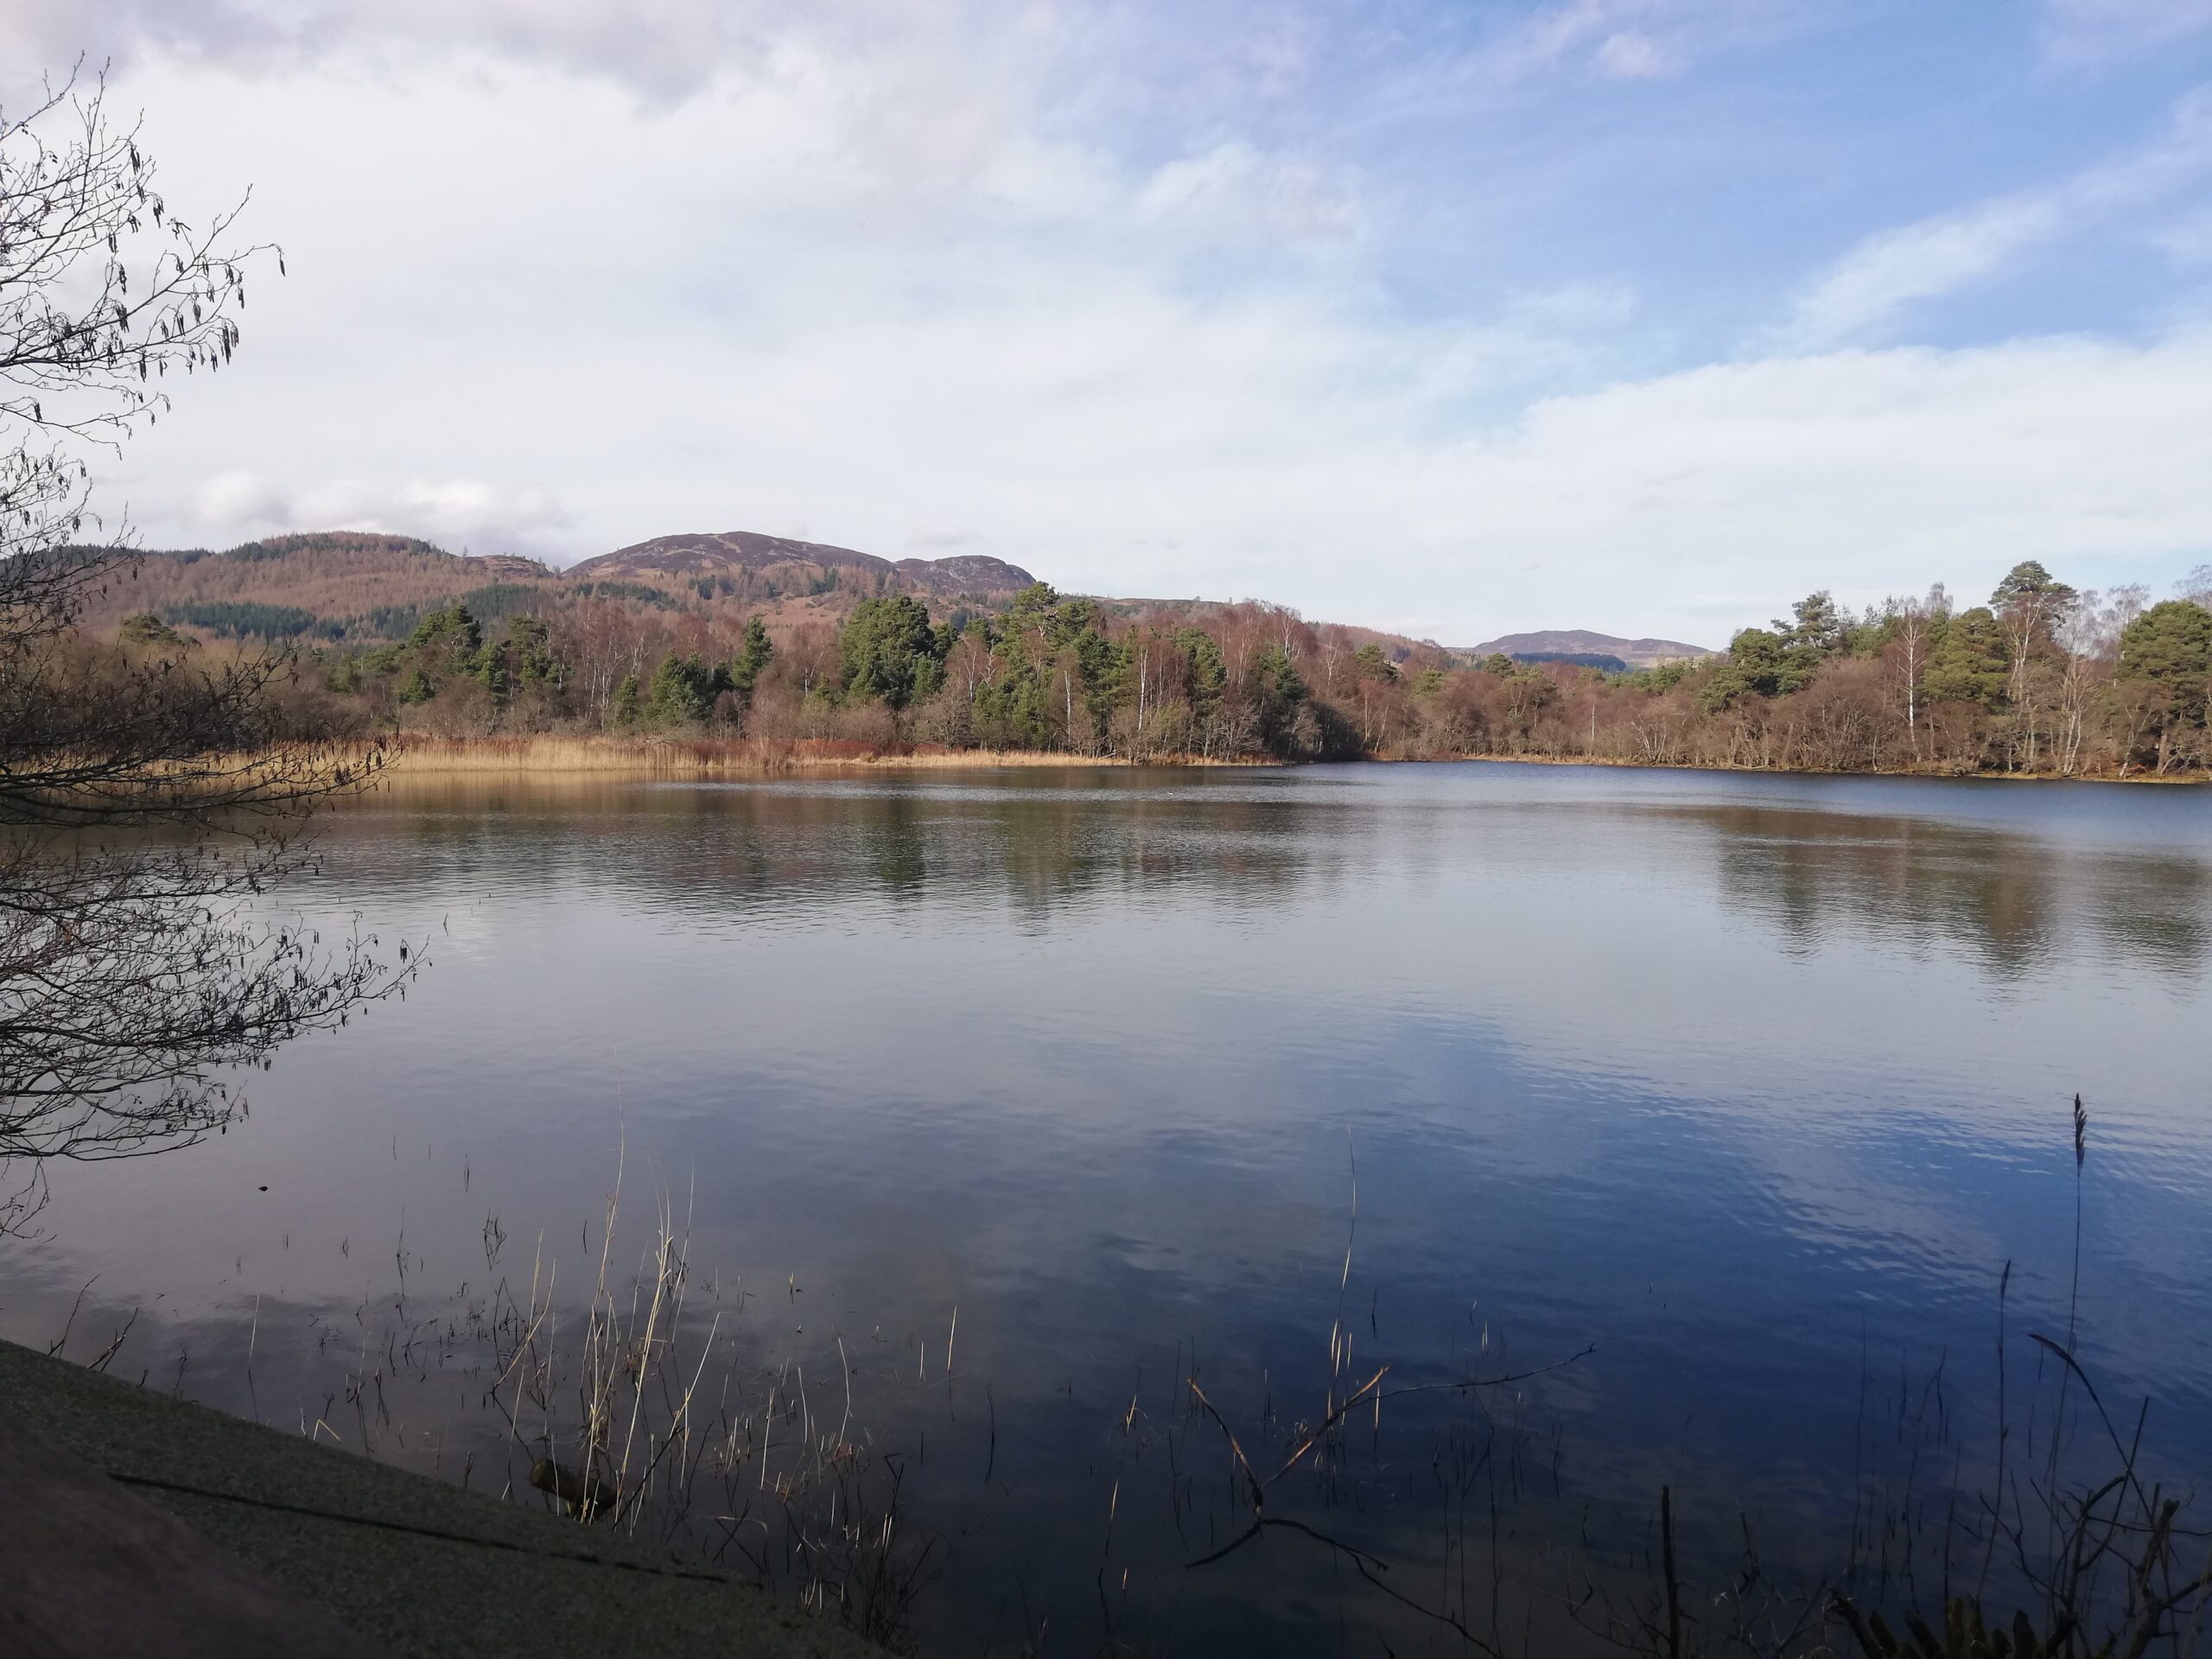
[5,0,2212,646]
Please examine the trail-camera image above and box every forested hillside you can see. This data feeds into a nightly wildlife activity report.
[116,543,2202,778]
[78,528,2212,777]
[69,532,560,643]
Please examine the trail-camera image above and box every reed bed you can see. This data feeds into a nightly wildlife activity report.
[86,1096,2209,1656]
[285,1142,940,1651]
[380,734,2196,785]
[480,1153,938,1646]
[379,733,1267,776]
[1100,1108,2212,1658]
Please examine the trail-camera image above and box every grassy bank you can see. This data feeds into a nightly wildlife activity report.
[0,1336,883,1658]
[376,733,2205,784]
[381,734,1272,775]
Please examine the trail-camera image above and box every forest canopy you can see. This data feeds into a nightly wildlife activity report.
[214,559,2212,779]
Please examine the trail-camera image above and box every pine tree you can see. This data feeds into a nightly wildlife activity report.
[729,615,774,697]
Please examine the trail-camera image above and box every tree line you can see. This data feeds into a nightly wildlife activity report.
[232,559,2212,778]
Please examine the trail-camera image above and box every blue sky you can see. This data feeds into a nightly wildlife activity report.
[7,0,2212,644]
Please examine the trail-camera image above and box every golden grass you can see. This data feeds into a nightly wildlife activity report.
[380,734,1268,776]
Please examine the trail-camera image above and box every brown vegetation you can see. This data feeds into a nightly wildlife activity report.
[67,531,557,637]
[199,557,2212,782]
[29,513,2212,785]
[378,733,1258,774]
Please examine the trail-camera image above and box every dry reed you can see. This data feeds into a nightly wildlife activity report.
[162,1096,2209,1657]
[379,733,1268,777]
[295,1136,938,1651]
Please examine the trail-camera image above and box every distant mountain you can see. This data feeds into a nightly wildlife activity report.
[75,528,1716,669]
[1464,629,1717,670]
[210,531,551,582]
[69,531,558,641]
[70,527,1038,643]
[568,531,1036,603]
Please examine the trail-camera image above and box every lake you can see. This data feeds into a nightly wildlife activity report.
[6,761,2210,1655]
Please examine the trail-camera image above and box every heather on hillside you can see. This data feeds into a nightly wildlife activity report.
[233,561,2212,779]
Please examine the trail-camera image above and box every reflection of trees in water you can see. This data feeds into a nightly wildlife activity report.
[971,788,1318,916]
[1674,804,2209,979]
[298,779,2212,983]
[2088,857,2211,977]
[321,778,1327,920]
[284,780,2212,988]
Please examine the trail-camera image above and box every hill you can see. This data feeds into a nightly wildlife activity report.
[67,527,1705,671]
[1464,629,1716,669]
[568,531,1037,607]
[67,528,1039,644]
[69,532,559,641]
[57,527,2196,779]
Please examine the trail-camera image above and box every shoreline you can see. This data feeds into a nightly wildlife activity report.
[372,734,2207,786]
[0,1337,881,1658]
[1426,750,2209,785]
[377,734,1274,775]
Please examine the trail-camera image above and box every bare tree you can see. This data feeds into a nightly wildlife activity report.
[3,67,267,557]
[1882,584,1946,759]
[2,67,411,1221]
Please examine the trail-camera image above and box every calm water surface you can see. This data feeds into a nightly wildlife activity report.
[6,762,2210,1653]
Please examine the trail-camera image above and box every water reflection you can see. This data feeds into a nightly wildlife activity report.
[3,761,2209,1655]
[2088,851,2211,975]
[320,773,2212,988]
[1655,799,2209,982]
[315,772,1332,922]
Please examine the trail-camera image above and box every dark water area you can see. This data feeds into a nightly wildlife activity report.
[5,762,2209,1654]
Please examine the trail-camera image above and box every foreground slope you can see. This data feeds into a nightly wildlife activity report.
[0,1337,881,1658]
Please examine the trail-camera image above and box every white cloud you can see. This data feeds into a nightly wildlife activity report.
[1430,333,2212,632]
[1777,88,2212,349]
[2041,0,2212,67]
[191,468,289,530]
[1450,0,1788,87]
[16,6,2212,650]
[186,468,573,555]
[2156,201,2212,263]
[299,479,575,552]
[1592,30,1680,80]
[1133,143,1359,242]
[2,0,886,100]
[1777,198,2069,353]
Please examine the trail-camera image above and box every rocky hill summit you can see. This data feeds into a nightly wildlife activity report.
[569,531,1034,603]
